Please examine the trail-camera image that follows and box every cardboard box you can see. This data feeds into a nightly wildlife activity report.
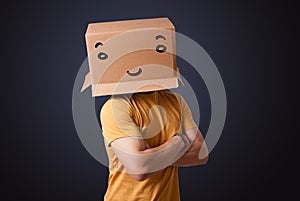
[81,17,179,96]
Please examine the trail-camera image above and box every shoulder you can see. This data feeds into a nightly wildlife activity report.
[160,90,185,104]
[100,94,131,117]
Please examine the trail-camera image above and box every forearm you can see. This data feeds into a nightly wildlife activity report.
[112,135,189,175]
[175,149,208,167]
[141,134,189,154]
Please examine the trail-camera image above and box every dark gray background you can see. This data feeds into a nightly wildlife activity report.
[1,0,297,200]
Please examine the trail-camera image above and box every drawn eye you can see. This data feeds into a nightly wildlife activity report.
[156,45,167,53]
[95,42,103,48]
[98,52,108,60]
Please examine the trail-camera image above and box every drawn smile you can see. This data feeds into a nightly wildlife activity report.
[127,68,142,76]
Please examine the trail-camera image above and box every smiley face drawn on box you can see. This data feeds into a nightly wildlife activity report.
[81,18,180,97]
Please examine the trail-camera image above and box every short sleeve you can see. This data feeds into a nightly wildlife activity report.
[100,96,142,146]
[176,94,198,131]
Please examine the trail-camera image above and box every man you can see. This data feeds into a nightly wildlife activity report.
[81,17,209,201]
[100,90,208,201]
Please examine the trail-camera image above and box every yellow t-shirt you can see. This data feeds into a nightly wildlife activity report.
[100,90,197,201]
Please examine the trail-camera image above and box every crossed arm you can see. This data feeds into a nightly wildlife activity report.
[173,128,209,167]
[111,128,209,181]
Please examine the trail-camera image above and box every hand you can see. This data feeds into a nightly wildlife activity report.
[184,128,198,142]
[173,130,209,167]
[184,132,202,156]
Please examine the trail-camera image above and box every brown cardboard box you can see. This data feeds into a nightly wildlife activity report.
[81,17,179,96]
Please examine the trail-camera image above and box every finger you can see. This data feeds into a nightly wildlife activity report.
[144,141,151,149]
